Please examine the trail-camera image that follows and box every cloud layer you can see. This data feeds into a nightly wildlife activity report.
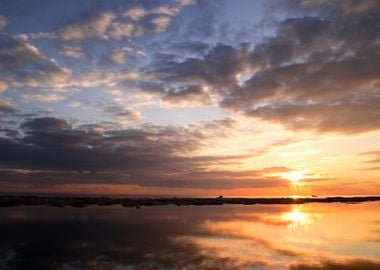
[0,115,290,190]
[145,0,380,134]
[0,0,379,193]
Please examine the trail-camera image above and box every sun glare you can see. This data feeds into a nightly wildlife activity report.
[283,210,307,223]
[281,170,306,182]
[281,207,315,229]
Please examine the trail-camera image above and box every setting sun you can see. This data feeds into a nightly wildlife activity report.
[280,170,306,182]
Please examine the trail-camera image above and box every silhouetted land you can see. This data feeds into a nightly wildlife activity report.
[1,195,380,208]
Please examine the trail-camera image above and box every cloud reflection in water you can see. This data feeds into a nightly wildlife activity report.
[0,203,379,269]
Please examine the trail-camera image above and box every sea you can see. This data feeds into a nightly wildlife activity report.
[0,195,379,269]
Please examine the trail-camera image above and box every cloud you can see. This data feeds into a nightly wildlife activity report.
[0,81,8,92]
[0,34,70,88]
[128,81,167,100]
[2,116,203,174]
[107,50,128,64]
[150,15,173,32]
[123,3,186,23]
[161,84,212,107]
[177,0,197,6]
[220,2,380,134]
[299,0,327,6]
[68,99,90,108]
[290,259,380,270]
[0,0,378,193]
[0,98,15,113]
[363,151,380,164]
[114,1,196,36]
[101,103,142,124]
[108,22,135,39]
[149,44,251,88]
[123,6,148,20]
[0,15,7,29]
[359,151,380,170]
[21,93,65,103]
[21,117,70,131]
[60,45,86,59]
[24,1,196,42]
[114,110,141,123]
[105,46,144,65]
[146,0,380,134]
[58,11,115,40]
[29,31,57,40]
[153,5,181,16]
[70,69,140,88]
[244,97,380,134]
[338,0,379,14]
[0,116,289,189]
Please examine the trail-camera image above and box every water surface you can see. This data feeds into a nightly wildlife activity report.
[1,202,380,269]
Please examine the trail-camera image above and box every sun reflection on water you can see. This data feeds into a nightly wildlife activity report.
[283,209,307,223]
[281,206,316,229]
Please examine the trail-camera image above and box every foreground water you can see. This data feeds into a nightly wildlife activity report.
[0,202,380,270]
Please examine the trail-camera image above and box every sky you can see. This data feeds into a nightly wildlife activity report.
[0,0,379,196]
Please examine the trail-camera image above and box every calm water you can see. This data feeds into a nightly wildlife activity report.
[1,202,380,270]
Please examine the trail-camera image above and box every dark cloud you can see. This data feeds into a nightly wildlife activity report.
[149,44,251,89]
[20,117,70,131]
[1,116,200,171]
[113,110,141,122]
[220,1,380,134]
[244,97,380,134]
[145,0,380,134]
[0,116,288,189]
[162,84,212,107]
[102,104,141,123]
[135,80,167,96]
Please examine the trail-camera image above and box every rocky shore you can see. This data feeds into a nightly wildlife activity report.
[0,195,380,208]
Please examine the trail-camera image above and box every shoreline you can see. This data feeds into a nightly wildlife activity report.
[1,195,380,208]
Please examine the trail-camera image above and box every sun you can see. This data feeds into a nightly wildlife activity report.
[281,170,306,182]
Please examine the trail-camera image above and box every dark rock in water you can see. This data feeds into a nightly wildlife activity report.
[70,203,86,208]
[48,202,66,207]
[121,200,138,207]
[0,195,380,208]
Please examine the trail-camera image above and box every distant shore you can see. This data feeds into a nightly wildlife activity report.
[1,195,380,208]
